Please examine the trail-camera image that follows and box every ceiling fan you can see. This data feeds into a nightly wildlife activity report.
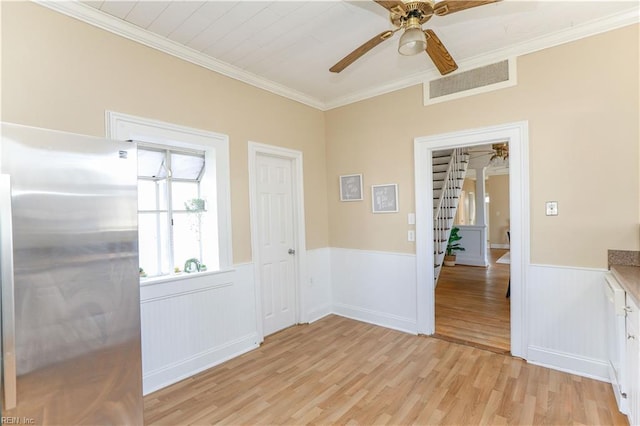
[330,0,501,75]
[469,143,509,167]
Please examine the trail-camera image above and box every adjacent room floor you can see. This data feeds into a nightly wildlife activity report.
[144,315,625,425]
[435,248,511,353]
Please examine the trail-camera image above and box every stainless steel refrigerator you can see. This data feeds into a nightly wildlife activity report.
[0,123,144,424]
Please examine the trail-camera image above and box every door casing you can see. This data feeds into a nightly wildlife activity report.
[414,121,530,358]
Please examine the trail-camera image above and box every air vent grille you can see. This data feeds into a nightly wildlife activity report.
[424,58,516,106]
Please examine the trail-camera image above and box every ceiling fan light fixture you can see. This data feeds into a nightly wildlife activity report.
[398,17,426,56]
[489,143,509,167]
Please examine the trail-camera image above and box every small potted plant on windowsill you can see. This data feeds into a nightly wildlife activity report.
[444,226,465,267]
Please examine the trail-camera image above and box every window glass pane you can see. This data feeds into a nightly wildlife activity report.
[138,179,168,211]
[137,142,220,279]
[138,149,167,178]
[172,212,202,272]
[172,181,200,211]
[138,212,170,277]
[138,180,156,211]
[171,152,204,180]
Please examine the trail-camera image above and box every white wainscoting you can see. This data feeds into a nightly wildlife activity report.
[330,248,418,334]
[527,264,609,381]
[327,249,610,381]
[139,251,612,395]
[305,248,333,323]
[455,225,489,267]
[139,264,258,395]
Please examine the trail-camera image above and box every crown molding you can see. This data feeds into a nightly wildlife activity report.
[35,1,638,112]
[33,0,325,111]
[324,6,639,110]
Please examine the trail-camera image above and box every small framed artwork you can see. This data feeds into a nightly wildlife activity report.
[339,174,363,201]
[371,184,398,213]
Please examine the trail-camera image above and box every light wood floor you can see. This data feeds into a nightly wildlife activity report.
[436,249,511,353]
[144,315,627,425]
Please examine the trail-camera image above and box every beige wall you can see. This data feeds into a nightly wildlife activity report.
[486,175,510,246]
[0,2,329,263]
[2,3,638,269]
[326,24,639,268]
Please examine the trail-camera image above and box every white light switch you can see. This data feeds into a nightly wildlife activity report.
[545,201,558,216]
[408,230,415,242]
[408,213,416,225]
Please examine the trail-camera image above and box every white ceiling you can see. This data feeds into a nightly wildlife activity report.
[44,1,639,110]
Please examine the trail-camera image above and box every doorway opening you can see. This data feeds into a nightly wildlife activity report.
[414,121,529,359]
[434,143,511,353]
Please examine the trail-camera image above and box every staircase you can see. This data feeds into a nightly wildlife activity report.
[433,148,470,284]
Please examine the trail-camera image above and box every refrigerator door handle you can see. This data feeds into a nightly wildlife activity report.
[0,174,17,409]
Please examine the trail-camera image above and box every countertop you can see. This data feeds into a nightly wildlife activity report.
[611,265,640,307]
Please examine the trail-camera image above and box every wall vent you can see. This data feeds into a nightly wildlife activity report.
[423,58,516,106]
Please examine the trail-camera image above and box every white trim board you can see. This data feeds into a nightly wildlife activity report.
[142,333,259,395]
[414,121,530,358]
[490,244,510,249]
[527,346,609,383]
[332,303,417,335]
[248,142,308,342]
[36,1,639,111]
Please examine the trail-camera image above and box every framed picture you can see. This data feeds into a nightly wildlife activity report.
[339,174,363,201]
[371,184,398,213]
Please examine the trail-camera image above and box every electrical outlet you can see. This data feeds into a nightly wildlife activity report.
[545,201,558,216]
[408,230,415,242]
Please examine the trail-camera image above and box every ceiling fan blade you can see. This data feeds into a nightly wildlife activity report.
[330,30,396,73]
[433,0,500,17]
[374,1,407,17]
[424,29,458,75]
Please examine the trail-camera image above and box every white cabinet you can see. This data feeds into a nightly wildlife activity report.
[627,295,640,426]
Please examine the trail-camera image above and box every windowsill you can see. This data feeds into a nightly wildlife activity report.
[140,267,235,287]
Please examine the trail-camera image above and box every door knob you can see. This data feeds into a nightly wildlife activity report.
[288,248,296,255]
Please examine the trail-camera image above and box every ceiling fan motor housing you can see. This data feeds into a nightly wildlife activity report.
[390,1,435,27]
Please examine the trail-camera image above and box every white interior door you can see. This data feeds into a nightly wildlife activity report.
[256,154,297,336]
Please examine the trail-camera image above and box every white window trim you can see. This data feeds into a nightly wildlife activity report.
[106,111,233,276]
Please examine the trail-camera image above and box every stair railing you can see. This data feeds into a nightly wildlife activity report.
[433,147,468,282]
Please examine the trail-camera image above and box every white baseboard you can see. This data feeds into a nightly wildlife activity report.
[307,304,332,323]
[490,243,510,249]
[143,333,259,395]
[527,345,610,382]
[455,256,489,267]
[332,303,417,335]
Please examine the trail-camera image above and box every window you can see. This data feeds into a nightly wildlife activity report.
[107,111,232,282]
[138,145,215,278]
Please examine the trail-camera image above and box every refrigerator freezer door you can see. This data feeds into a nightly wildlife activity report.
[0,123,143,424]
